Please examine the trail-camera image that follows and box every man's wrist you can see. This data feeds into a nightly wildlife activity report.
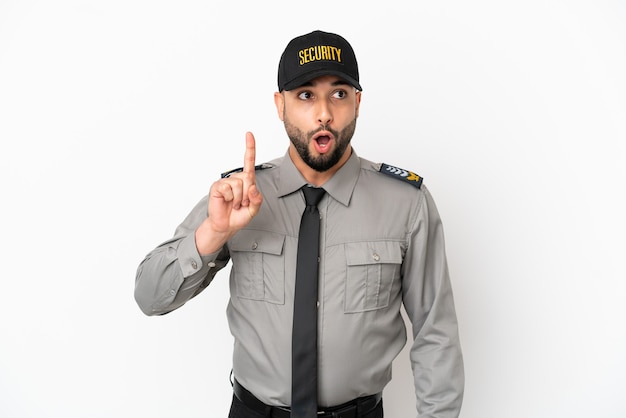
[195,219,230,255]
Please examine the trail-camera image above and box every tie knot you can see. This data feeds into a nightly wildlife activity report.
[302,186,325,207]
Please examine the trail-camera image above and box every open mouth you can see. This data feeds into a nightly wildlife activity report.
[312,132,334,154]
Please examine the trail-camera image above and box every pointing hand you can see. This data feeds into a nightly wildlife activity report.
[195,132,264,255]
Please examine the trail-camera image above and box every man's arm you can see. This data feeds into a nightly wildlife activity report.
[401,185,465,417]
[134,132,263,316]
[134,196,230,316]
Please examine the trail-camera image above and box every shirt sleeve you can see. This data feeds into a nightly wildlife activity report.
[134,196,231,316]
[401,185,465,417]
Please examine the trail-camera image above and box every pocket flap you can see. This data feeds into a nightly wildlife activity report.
[229,230,285,255]
[345,241,403,266]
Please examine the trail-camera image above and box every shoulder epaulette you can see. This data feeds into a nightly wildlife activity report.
[221,163,274,179]
[378,163,423,189]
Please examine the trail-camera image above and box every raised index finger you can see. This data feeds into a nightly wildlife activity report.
[243,131,256,179]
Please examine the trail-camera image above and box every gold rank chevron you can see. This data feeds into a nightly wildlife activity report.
[379,163,423,189]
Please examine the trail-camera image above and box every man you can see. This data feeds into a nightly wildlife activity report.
[135,30,464,417]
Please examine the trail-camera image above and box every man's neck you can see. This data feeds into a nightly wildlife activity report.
[288,145,352,187]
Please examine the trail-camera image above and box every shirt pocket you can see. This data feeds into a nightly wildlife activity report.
[344,241,403,313]
[229,230,286,305]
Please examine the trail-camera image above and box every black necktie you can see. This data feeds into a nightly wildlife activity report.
[291,186,325,418]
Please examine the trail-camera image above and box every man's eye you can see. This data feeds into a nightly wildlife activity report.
[298,91,312,100]
[333,90,347,99]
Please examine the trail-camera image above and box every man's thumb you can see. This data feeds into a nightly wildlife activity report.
[247,185,263,218]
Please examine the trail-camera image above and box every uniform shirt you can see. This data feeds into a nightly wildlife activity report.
[135,149,464,417]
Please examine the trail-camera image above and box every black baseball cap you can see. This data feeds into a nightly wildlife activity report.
[277,30,362,92]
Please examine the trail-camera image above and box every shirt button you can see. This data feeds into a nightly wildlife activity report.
[208,261,216,268]
[372,253,380,262]
[191,260,198,269]
[169,289,176,295]
[252,242,258,250]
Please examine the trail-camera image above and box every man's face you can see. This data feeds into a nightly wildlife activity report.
[275,75,361,173]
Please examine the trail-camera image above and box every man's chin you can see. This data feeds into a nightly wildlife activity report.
[306,153,340,172]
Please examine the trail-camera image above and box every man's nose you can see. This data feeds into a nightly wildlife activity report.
[316,100,333,126]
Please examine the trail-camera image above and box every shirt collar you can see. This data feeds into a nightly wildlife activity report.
[277,149,360,207]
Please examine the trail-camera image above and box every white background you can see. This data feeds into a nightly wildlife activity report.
[1,1,625,417]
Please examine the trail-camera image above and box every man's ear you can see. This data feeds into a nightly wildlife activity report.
[355,90,362,118]
[274,92,285,121]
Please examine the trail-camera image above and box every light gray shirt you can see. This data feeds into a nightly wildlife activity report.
[135,150,464,417]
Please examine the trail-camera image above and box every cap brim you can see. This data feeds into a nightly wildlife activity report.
[281,69,362,92]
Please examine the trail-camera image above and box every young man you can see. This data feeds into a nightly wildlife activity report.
[135,30,464,418]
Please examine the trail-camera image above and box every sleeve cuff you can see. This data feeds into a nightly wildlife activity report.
[177,233,221,277]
